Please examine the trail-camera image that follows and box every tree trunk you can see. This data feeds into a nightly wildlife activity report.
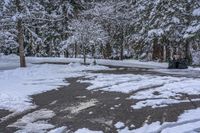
[17,19,26,67]
[170,46,174,60]
[120,28,125,60]
[163,45,167,62]
[74,42,77,58]
[83,45,86,65]
[16,0,26,67]
[185,40,192,65]
[30,32,34,56]
[120,43,123,60]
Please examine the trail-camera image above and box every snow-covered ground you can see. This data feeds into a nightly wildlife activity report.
[27,56,200,77]
[27,56,168,69]
[1,55,200,132]
[130,108,200,133]
[0,54,20,71]
[8,109,56,133]
[0,58,108,112]
[81,73,200,109]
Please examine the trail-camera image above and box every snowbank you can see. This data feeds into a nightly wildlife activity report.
[27,57,168,69]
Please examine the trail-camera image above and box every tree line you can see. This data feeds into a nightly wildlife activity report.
[0,0,200,67]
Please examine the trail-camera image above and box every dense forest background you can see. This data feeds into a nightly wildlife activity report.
[0,0,200,65]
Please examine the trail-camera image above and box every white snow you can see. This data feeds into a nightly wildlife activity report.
[184,24,200,38]
[1,55,200,132]
[191,50,200,65]
[131,122,162,133]
[186,24,200,34]
[81,73,171,93]
[80,72,200,109]
[0,57,108,112]
[193,8,200,16]
[75,128,103,133]
[0,54,20,71]
[115,122,125,129]
[178,108,200,122]
[131,108,200,133]
[1,54,168,71]
[161,121,200,133]
[64,99,98,114]
[1,56,200,109]
[48,127,67,133]
[148,28,164,37]
[8,109,56,133]
[26,57,168,69]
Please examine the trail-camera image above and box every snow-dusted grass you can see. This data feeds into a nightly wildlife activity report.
[0,62,108,112]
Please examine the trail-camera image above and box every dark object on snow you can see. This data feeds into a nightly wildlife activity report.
[168,58,188,69]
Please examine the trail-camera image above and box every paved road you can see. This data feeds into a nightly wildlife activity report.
[0,67,200,133]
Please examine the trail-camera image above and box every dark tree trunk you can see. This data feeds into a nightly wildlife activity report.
[185,40,192,65]
[120,28,125,60]
[163,45,167,62]
[17,20,26,67]
[74,42,77,58]
[120,43,123,60]
[16,0,26,67]
[104,43,112,59]
[83,45,86,65]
